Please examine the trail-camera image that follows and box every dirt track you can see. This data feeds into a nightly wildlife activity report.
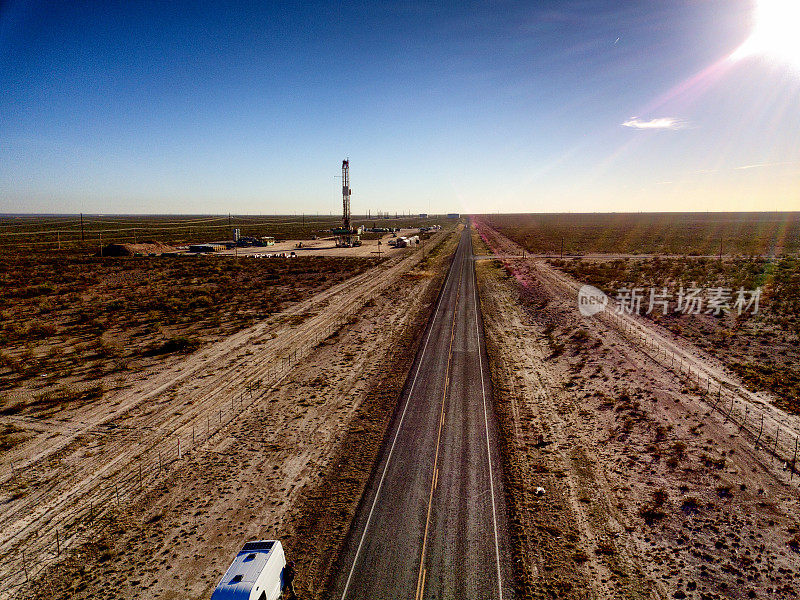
[474,223,800,600]
[0,227,455,598]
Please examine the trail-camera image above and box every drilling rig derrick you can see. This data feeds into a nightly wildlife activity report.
[342,159,351,232]
[334,158,361,247]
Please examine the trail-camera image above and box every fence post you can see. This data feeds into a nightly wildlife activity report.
[755,414,764,449]
[724,396,735,423]
[712,389,723,412]
[178,437,182,459]
[773,428,780,463]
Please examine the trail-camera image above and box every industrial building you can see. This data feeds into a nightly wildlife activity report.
[189,243,225,253]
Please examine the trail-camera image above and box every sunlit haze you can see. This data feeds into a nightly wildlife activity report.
[1,1,798,215]
[732,0,800,68]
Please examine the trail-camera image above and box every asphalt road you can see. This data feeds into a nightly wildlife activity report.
[332,226,514,600]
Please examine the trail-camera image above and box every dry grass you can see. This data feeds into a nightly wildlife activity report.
[477,212,800,256]
[0,251,379,415]
[551,255,800,413]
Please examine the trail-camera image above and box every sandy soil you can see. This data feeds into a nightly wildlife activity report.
[475,223,800,460]
[474,224,800,600]
[0,227,457,599]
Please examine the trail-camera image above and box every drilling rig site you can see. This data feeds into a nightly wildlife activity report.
[5,2,800,600]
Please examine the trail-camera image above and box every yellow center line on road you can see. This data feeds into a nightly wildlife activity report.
[414,253,464,600]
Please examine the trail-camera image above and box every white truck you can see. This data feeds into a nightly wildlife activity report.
[210,540,287,600]
[395,235,419,248]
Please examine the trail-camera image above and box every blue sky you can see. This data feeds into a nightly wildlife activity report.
[1,1,798,214]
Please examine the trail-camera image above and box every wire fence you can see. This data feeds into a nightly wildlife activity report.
[0,233,448,599]
[605,309,800,480]
[524,259,800,482]
[479,243,800,486]
[0,303,367,598]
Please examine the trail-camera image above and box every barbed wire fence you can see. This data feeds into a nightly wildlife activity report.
[0,301,370,598]
[605,309,799,479]
[489,252,800,487]
[0,234,448,599]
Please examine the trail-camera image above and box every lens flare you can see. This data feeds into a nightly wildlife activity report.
[732,0,800,69]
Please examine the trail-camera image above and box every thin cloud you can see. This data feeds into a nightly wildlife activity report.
[622,117,685,130]
[735,161,795,170]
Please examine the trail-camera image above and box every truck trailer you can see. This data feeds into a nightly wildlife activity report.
[210,540,287,600]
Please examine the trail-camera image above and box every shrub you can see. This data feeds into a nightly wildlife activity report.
[681,496,701,514]
[595,541,616,555]
[672,441,687,458]
[573,550,589,563]
[640,506,667,524]
[149,336,201,355]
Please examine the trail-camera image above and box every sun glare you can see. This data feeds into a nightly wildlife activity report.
[732,0,800,69]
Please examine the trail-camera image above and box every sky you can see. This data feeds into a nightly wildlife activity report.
[1,0,799,215]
